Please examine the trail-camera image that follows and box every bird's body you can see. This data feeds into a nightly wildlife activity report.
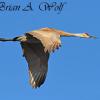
[0,27,96,88]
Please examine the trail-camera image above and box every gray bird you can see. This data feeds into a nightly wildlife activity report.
[0,28,96,88]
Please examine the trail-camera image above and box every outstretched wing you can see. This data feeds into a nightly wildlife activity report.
[20,41,49,88]
[26,28,61,53]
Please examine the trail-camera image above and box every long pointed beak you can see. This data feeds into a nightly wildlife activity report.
[83,33,97,39]
[89,35,96,39]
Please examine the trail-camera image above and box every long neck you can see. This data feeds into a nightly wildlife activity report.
[60,32,83,37]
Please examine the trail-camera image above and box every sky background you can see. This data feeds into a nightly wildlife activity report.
[0,0,100,100]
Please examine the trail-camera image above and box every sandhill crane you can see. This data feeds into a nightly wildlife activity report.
[0,28,96,88]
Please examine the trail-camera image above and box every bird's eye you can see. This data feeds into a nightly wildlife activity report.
[84,33,89,36]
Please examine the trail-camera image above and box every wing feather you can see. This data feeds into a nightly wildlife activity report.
[26,28,61,53]
[20,41,49,88]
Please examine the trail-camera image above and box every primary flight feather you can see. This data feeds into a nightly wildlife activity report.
[0,28,96,88]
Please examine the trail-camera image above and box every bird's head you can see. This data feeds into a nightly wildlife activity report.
[79,33,96,39]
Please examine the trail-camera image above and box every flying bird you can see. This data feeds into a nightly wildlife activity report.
[0,28,96,88]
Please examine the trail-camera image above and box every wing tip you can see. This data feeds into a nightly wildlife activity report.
[30,78,46,89]
[29,72,46,89]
